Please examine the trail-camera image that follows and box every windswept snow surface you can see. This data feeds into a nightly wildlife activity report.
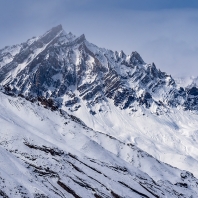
[70,98,198,178]
[0,92,198,197]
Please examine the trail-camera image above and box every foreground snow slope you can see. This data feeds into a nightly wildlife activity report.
[0,91,198,197]
[69,97,198,178]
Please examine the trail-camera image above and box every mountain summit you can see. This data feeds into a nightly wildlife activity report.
[1,25,197,113]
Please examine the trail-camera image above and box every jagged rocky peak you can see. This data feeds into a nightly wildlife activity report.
[38,24,64,44]
[146,62,162,77]
[114,50,126,62]
[27,25,78,48]
[118,50,126,59]
[66,31,76,40]
[128,51,145,65]
[47,24,63,34]
[119,50,126,58]
[1,25,198,113]
[39,24,80,45]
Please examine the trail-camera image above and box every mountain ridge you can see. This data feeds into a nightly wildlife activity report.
[1,26,198,196]
[0,25,180,112]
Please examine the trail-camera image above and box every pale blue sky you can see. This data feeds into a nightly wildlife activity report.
[1,0,198,76]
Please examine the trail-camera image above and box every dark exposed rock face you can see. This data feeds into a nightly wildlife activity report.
[129,51,144,66]
[139,92,153,108]
[0,25,198,114]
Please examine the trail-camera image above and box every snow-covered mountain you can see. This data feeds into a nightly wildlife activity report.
[1,25,198,110]
[1,92,198,197]
[0,25,191,109]
[1,25,198,197]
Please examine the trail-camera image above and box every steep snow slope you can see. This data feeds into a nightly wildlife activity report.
[0,91,198,197]
[69,98,198,178]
